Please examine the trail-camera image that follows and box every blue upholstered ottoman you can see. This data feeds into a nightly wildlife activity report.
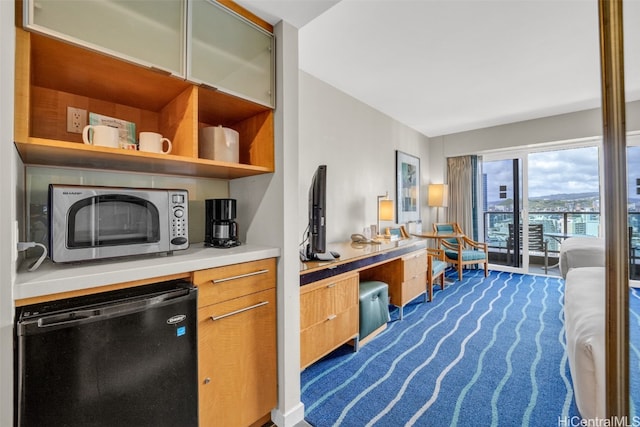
[359,281,390,343]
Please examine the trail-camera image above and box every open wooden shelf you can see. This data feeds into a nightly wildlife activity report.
[15,138,272,179]
[14,29,274,179]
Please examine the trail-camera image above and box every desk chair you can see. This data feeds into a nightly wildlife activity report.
[427,248,447,301]
[433,222,488,281]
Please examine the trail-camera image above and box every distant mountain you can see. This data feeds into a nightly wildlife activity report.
[488,191,640,205]
[529,192,599,201]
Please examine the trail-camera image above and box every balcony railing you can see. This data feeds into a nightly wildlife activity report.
[483,211,640,279]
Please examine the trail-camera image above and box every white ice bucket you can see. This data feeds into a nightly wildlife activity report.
[199,126,239,163]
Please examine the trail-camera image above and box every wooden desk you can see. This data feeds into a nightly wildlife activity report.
[299,238,427,369]
[300,238,427,284]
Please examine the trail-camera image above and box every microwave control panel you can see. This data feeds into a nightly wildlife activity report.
[170,191,189,248]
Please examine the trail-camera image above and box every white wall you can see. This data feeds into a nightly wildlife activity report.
[429,100,640,161]
[299,71,429,244]
[0,1,16,424]
[425,101,640,232]
[231,21,305,427]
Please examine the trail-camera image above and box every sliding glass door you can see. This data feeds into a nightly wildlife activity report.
[482,144,601,275]
[483,157,525,271]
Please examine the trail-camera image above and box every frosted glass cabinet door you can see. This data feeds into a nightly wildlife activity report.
[189,0,274,107]
[25,0,185,76]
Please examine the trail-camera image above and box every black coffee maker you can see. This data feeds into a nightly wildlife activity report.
[205,198,240,248]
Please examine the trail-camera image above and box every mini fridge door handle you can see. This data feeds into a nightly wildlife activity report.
[36,308,102,329]
[21,288,192,334]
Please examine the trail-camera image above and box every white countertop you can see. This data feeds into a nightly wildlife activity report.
[14,244,281,301]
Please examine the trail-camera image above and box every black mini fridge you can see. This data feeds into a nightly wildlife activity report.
[15,280,198,427]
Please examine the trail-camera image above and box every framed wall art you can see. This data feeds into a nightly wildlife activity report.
[396,150,420,224]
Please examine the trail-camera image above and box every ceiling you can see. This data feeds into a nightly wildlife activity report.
[237,0,640,137]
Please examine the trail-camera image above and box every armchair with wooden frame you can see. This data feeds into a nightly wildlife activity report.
[432,222,489,281]
[427,248,447,301]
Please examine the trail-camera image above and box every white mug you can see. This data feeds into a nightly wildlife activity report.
[139,132,172,154]
[82,125,119,148]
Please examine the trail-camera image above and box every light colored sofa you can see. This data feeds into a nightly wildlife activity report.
[561,237,606,421]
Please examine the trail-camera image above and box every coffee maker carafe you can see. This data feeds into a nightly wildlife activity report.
[205,199,240,248]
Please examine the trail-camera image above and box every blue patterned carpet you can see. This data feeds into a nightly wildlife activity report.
[301,270,640,426]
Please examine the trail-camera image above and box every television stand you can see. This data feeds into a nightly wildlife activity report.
[299,250,335,262]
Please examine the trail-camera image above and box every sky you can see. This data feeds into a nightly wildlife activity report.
[483,144,640,203]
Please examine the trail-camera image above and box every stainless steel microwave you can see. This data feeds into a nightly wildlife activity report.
[48,184,189,263]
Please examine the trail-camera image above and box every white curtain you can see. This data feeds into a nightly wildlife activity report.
[446,156,474,234]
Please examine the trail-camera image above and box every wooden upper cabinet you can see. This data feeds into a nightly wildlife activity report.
[23,0,186,77]
[21,0,274,107]
[189,0,275,108]
[14,0,275,179]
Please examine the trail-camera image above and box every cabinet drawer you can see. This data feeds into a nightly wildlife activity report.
[193,258,276,307]
[300,272,359,330]
[403,249,427,278]
[300,304,359,369]
[400,272,427,306]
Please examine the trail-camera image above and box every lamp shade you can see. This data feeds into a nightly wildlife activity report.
[428,184,449,208]
[379,199,394,221]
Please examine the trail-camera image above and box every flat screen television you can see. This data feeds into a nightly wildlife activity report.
[304,165,328,261]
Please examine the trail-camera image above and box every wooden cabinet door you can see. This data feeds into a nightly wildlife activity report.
[198,288,276,427]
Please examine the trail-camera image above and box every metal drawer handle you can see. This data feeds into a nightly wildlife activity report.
[327,314,337,321]
[212,269,269,284]
[327,283,337,288]
[210,301,269,321]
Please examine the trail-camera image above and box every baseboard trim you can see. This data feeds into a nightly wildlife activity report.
[271,401,306,427]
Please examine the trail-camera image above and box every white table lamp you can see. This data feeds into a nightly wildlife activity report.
[428,184,449,223]
[377,192,394,237]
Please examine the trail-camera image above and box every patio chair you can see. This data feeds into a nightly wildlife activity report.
[433,222,488,281]
[507,223,549,274]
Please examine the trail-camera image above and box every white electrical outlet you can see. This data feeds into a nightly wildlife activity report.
[66,107,87,133]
